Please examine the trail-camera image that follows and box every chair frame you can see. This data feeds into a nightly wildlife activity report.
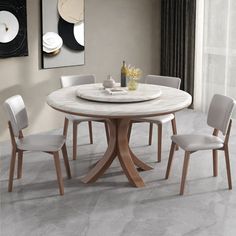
[128,75,181,162]
[61,74,109,160]
[8,121,71,196]
[128,117,179,163]
[165,119,233,195]
[62,117,110,160]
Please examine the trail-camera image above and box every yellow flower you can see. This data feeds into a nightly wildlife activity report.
[126,65,142,80]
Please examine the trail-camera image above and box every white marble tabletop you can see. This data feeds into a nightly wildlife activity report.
[47,83,192,118]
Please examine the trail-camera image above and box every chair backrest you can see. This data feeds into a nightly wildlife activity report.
[4,95,29,137]
[145,75,181,89]
[60,74,96,88]
[207,94,235,135]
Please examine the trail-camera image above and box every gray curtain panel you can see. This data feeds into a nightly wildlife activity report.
[161,0,196,98]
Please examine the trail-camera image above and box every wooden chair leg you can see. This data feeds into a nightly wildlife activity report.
[148,123,153,146]
[165,142,176,179]
[62,144,71,179]
[213,150,218,177]
[171,117,179,150]
[73,122,78,160]
[104,121,110,144]
[157,124,162,163]
[17,150,23,179]
[8,148,17,192]
[224,146,232,190]
[180,152,190,195]
[53,152,64,195]
[128,122,133,142]
[63,117,69,137]
[88,121,93,144]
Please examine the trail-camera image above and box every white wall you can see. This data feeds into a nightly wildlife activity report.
[0,0,161,141]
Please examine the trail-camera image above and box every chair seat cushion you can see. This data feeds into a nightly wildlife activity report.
[17,135,66,152]
[136,114,175,124]
[66,114,104,122]
[171,134,224,152]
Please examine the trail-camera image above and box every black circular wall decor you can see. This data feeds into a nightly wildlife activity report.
[0,0,28,58]
[58,17,84,51]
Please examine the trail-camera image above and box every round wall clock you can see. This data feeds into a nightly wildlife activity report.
[0,0,28,58]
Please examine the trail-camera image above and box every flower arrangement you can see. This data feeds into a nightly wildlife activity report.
[126,65,142,90]
[126,65,142,80]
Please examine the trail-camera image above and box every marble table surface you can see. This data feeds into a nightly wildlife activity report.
[47,83,192,118]
[76,84,162,103]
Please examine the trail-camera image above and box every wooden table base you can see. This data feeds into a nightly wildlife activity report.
[81,118,153,187]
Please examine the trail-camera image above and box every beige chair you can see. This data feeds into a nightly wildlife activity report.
[61,74,109,160]
[4,95,71,196]
[165,94,235,195]
[129,75,181,162]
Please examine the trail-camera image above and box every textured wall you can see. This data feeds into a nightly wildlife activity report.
[0,0,161,141]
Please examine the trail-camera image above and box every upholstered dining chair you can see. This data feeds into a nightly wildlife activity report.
[129,75,181,163]
[4,95,71,196]
[165,94,235,195]
[60,74,109,160]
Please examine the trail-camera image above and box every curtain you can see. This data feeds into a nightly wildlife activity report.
[161,0,196,98]
[194,0,236,117]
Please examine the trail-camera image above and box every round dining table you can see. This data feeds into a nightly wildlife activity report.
[47,83,192,187]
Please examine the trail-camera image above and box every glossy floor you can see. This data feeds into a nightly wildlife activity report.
[1,109,236,236]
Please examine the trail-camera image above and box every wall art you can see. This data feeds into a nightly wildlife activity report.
[41,0,85,69]
[0,0,28,58]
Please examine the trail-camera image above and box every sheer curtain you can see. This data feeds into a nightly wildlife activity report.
[194,0,236,117]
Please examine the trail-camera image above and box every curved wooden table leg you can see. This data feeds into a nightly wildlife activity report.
[117,119,145,187]
[81,120,116,183]
[82,118,151,187]
[129,148,153,171]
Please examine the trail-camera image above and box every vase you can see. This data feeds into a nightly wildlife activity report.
[128,78,138,91]
[103,75,116,88]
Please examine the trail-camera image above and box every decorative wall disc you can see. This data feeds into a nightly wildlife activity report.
[0,11,19,43]
[58,0,84,24]
[58,17,84,51]
[43,32,63,54]
[74,21,84,46]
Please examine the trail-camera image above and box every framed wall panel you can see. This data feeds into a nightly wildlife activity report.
[41,0,85,69]
[0,0,28,58]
